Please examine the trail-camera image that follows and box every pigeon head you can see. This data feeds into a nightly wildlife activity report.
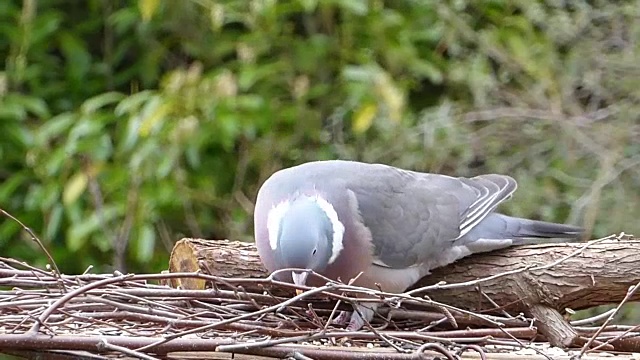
[267,194,345,286]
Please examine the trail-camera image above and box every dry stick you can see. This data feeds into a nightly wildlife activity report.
[577,280,640,358]
[21,267,544,352]
[29,274,136,334]
[58,310,161,337]
[456,344,488,360]
[0,333,464,360]
[589,324,640,352]
[571,309,618,326]
[478,286,512,318]
[173,268,514,331]
[3,238,637,357]
[216,333,329,353]
[288,352,314,360]
[134,282,341,352]
[102,290,192,316]
[416,343,456,360]
[405,265,533,295]
[323,299,343,331]
[98,339,160,360]
[29,269,333,336]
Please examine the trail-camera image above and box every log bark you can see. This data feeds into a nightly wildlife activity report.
[168,236,640,348]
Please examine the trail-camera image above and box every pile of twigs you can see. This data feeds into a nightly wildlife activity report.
[0,208,638,359]
[0,253,639,360]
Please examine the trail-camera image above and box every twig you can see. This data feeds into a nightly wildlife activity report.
[577,280,640,358]
[98,339,160,360]
[0,209,65,292]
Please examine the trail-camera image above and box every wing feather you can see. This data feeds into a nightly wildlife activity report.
[456,175,517,239]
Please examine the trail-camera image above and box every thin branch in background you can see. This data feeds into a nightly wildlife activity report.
[114,174,141,272]
[156,220,174,253]
[175,165,203,239]
[0,208,65,292]
[83,156,117,257]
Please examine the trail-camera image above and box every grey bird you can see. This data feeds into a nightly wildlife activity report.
[254,160,583,330]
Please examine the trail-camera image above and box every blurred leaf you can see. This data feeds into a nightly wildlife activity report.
[0,94,49,120]
[114,91,155,116]
[67,205,122,252]
[298,0,318,12]
[63,172,88,205]
[135,223,155,263]
[0,173,27,200]
[334,0,369,15]
[44,147,70,177]
[11,94,50,119]
[139,99,170,137]
[352,103,377,134]
[139,0,161,22]
[81,92,126,114]
[35,112,76,145]
[45,203,64,241]
[58,31,91,83]
[373,71,405,123]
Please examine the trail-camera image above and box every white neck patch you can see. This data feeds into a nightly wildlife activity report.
[267,200,291,251]
[312,195,345,264]
[266,195,345,264]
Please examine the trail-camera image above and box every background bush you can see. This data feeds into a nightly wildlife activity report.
[0,0,638,277]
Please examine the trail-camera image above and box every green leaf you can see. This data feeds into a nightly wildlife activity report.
[58,32,91,82]
[352,103,377,134]
[298,0,318,12]
[63,172,88,205]
[13,94,50,119]
[128,140,158,171]
[0,94,50,120]
[139,99,170,137]
[45,147,70,177]
[81,92,126,114]
[0,172,27,201]
[334,0,369,15]
[114,91,155,116]
[35,112,76,145]
[138,0,161,22]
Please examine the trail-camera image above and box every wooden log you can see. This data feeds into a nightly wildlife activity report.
[168,235,640,348]
[168,238,266,290]
[168,237,640,311]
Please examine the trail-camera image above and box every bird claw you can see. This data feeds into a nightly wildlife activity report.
[330,310,351,326]
[331,303,377,331]
[347,313,365,331]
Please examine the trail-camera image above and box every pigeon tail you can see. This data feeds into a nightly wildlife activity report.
[498,214,584,245]
[463,213,584,246]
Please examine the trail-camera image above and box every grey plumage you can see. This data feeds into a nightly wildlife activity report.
[254,160,583,330]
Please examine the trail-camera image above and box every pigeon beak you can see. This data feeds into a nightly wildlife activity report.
[292,271,308,295]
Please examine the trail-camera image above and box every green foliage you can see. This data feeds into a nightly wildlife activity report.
[0,0,638,278]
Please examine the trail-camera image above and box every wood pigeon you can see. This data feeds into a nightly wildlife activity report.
[253,160,583,330]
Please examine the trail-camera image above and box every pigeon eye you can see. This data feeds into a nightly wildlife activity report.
[312,248,317,255]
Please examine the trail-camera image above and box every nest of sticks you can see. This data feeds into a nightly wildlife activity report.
[0,212,639,360]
